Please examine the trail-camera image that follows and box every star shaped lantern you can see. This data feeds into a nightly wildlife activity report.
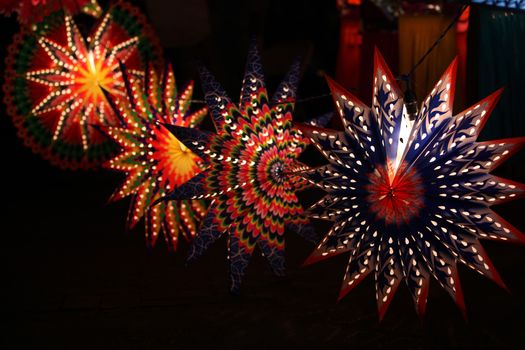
[157,42,321,294]
[0,0,102,25]
[3,2,163,169]
[299,49,525,320]
[102,63,208,250]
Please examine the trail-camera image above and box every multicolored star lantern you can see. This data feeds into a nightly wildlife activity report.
[0,0,101,25]
[101,63,207,251]
[299,49,525,320]
[3,2,163,169]
[157,43,322,293]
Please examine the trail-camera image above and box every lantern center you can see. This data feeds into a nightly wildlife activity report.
[77,51,113,102]
[366,161,424,225]
[269,160,286,183]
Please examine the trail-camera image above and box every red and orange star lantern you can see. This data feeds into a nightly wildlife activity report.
[0,0,102,25]
[3,2,163,169]
[102,63,208,251]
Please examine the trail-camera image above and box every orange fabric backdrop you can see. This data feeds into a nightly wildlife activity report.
[398,15,462,109]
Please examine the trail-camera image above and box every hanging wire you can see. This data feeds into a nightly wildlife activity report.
[403,4,470,81]
[189,92,336,106]
[397,4,469,120]
[187,4,469,109]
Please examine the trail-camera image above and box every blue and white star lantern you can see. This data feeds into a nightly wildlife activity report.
[299,49,525,320]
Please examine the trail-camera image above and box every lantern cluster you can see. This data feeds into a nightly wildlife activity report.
[1,1,524,321]
[471,1,525,10]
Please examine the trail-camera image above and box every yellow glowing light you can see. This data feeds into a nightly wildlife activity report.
[165,134,200,176]
[77,50,114,103]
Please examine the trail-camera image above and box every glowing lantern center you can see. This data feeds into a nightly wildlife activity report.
[77,51,113,102]
[269,159,286,183]
[178,140,190,153]
[366,162,424,225]
[149,124,201,188]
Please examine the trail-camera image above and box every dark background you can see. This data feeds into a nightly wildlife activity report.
[2,0,525,349]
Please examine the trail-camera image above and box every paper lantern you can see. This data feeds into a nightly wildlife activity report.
[299,49,525,319]
[158,42,321,294]
[471,1,525,10]
[101,64,207,251]
[0,0,101,25]
[369,0,403,20]
[3,2,163,169]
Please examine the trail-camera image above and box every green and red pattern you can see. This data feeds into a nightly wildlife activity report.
[3,2,162,169]
[102,63,207,251]
[0,0,102,25]
[159,42,318,293]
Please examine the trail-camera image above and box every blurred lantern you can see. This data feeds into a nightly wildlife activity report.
[3,2,163,169]
[470,0,525,11]
[0,0,102,25]
[368,0,404,20]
